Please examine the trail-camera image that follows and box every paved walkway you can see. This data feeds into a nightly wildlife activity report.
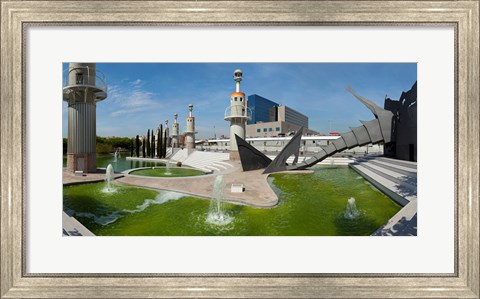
[63,168,123,185]
[117,161,286,207]
[62,211,95,236]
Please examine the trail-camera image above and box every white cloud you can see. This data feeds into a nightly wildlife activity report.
[107,79,163,117]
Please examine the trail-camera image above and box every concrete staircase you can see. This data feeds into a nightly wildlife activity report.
[350,156,417,236]
[170,150,232,173]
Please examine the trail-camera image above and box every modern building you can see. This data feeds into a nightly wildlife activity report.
[247,94,278,125]
[245,94,315,137]
[63,63,108,173]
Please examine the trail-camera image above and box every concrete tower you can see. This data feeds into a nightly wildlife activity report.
[164,119,170,149]
[63,63,108,173]
[185,104,196,149]
[224,69,250,160]
[171,113,179,148]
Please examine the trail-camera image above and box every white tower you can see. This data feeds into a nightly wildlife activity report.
[164,119,170,149]
[185,104,196,149]
[224,69,250,160]
[63,63,108,173]
[171,113,179,148]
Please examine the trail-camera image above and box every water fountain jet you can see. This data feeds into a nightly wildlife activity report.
[344,197,360,219]
[103,164,116,193]
[165,161,172,175]
[206,175,233,225]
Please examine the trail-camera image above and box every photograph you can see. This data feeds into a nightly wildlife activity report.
[2,0,478,298]
[62,62,417,237]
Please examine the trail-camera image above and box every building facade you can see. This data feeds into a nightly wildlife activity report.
[245,94,313,137]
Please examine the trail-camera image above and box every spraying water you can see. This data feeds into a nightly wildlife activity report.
[344,197,360,219]
[165,161,172,175]
[206,175,233,225]
[103,164,116,193]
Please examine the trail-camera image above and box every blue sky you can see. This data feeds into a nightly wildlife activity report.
[62,63,416,139]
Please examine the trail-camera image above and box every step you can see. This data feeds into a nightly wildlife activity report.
[349,164,414,206]
[368,159,417,175]
[376,157,417,169]
[358,160,417,183]
[356,162,417,189]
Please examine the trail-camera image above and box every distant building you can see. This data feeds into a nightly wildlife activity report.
[245,94,315,137]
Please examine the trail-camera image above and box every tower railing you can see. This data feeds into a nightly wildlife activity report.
[62,67,108,102]
[224,106,252,121]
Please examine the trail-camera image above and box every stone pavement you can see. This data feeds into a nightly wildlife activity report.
[116,161,306,207]
[63,168,123,185]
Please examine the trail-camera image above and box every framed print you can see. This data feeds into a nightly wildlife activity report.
[1,1,479,298]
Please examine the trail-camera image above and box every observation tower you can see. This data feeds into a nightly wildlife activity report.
[171,113,179,148]
[224,69,251,160]
[63,63,108,173]
[185,104,196,149]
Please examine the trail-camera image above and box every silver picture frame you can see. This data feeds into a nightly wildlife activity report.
[1,1,478,298]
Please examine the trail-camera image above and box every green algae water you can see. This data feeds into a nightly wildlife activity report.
[129,167,206,177]
[63,166,401,236]
[63,154,165,172]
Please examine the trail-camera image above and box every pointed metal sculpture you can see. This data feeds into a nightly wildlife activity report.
[346,87,394,143]
[263,127,303,174]
[291,88,394,170]
[235,134,272,171]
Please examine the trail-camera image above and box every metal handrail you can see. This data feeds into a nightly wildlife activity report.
[224,106,252,120]
[63,67,108,92]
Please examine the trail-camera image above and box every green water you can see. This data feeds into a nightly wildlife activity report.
[63,166,401,236]
[62,154,165,172]
[129,167,206,177]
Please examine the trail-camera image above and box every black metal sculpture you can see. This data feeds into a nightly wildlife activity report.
[262,127,303,174]
[235,134,272,171]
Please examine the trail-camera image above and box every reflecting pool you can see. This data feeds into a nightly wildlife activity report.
[63,154,165,172]
[63,166,401,236]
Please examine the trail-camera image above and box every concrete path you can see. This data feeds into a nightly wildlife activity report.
[62,211,95,236]
[116,161,282,207]
[63,168,123,185]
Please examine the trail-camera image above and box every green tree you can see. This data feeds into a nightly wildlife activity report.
[158,125,163,158]
[130,138,134,157]
[157,129,162,158]
[142,137,146,157]
[151,134,155,158]
[163,131,168,157]
[146,129,151,157]
[135,135,140,157]
[63,138,68,154]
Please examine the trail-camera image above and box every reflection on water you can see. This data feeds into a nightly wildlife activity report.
[62,153,165,172]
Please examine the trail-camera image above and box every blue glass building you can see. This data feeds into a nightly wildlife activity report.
[247,94,279,125]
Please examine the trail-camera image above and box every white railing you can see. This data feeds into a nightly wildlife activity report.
[63,67,108,93]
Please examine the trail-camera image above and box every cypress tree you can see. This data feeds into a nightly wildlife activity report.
[135,135,140,157]
[158,125,163,158]
[157,129,162,158]
[163,130,168,158]
[151,134,155,158]
[142,137,146,157]
[146,129,151,157]
[130,138,134,157]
